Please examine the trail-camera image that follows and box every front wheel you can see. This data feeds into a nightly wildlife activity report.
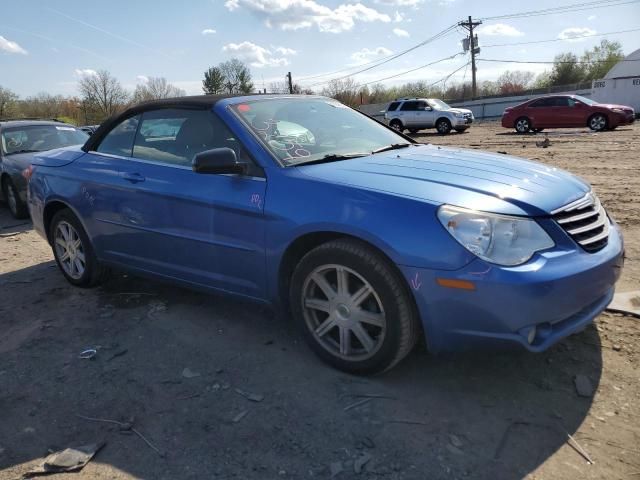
[50,209,107,287]
[389,120,404,132]
[2,177,29,219]
[436,118,452,135]
[290,239,419,374]
[589,114,608,131]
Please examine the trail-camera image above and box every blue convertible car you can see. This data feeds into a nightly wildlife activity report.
[27,95,624,373]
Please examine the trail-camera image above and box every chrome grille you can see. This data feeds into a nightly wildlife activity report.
[551,192,609,253]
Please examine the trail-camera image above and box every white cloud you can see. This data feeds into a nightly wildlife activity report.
[558,27,596,41]
[375,0,422,5]
[0,36,28,55]
[477,23,524,37]
[273,46,297,55]
[393,28,409,37]
[350,46,392,65]
[587,15,596,21]
[222,41,290,67]
[393,11,404,22]
[224,0,390,33]
[136,75,149,84]
[202,28,217,35]
[74,68,98,77]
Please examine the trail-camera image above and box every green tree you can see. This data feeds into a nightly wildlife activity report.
[238,68,254,94]
[202,67,225,94]
[549,52,586,86]
[580,39,624,80]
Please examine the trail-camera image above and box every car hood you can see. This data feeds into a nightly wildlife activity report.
[296,144,590,216]
[31,146,86,167]
[445,108,472,115]
[600,103,634,111]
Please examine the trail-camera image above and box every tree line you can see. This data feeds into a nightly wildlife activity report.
[0,40,626,123]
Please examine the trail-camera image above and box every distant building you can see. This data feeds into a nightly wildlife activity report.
[591,48,640,113]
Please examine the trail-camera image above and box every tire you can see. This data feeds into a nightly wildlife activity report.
[515,117,531,134]
[49,209,108,287]
[2,177,29,219]
[409,129,419,134]
[389,119,404,132]
[436,118,452,135]
[588,113,608,131]
[290,239,420,374]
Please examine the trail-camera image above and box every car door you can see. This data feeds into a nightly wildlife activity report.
[87,108,267,299]
[526,98,553,127]
[398,101,419,127]
[550,97,574,126]
[565,97,589,126]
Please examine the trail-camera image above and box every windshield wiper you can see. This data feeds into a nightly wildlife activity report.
[371,143,413,154]
[6,149,42,155]
[290,152,369,166]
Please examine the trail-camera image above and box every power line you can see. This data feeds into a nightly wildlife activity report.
[481,0,639,20]
[481,27,640,48]
[301,24,459,88]
[358,53,465,87]
[479,58,640,65]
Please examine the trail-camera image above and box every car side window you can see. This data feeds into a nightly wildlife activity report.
[553,97,570,107]
[132,108,257,172]
[529,99,550,108]
[400,101,418,111]
[417,101,429,110]
[387,102,401,112]
[96,115,140,157]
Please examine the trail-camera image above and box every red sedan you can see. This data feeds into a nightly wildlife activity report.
[501,95,635,133]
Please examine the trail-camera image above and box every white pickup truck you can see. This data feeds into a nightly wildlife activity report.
[384,98,474,134]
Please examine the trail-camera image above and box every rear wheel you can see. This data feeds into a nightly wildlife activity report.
[588,113,608,131]
[2,177,29,219]
[436,118,452,135]
[49,209,107,287]
[389,119,404,132]
[290,239,419,374]
[515,117,531,134]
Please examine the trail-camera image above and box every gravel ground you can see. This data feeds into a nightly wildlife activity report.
[0,121,638,479]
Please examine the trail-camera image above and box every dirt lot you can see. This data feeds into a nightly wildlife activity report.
[1,121,638,479]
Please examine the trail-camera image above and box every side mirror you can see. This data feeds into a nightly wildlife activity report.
[192,147,248,175]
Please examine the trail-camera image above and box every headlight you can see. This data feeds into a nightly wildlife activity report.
[454,112,465,118]
[611,108,624,113]
[437,205,554,266]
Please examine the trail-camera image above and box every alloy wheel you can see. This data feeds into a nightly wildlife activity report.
[302,264,386,361]
[590,115,606,131]
[54,221,86,280]
[516,118,530,133]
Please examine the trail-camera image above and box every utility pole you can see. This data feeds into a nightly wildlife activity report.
[458,16,482,98]
[286,72,293,94]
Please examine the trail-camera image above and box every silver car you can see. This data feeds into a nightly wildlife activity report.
[384,98,474,134]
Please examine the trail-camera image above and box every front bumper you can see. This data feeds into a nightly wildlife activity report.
[400,221,624,353]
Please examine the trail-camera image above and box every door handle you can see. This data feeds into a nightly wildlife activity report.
[122,172,145,183]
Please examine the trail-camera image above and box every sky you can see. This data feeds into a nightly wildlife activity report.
[1,0,639,97]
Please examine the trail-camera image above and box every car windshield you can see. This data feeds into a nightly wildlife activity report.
[427,99,451,110]
[230,97,410,166]
[573,95,598,106]
[1,125,88,155]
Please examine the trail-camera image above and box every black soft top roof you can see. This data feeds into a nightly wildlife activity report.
[82,94,258,152]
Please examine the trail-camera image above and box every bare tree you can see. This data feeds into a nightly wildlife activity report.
[0,86,19,118]
[495,70,535,94]
[219,59,254,94]
[78,70,129,119]
[133,77,185,103]
[320,78,360,107]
